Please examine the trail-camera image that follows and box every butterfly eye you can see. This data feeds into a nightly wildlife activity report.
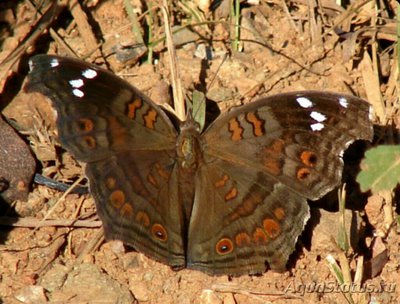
[215,238,234,255]
[151,224,168,242]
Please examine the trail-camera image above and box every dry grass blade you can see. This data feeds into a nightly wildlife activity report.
[23,176,86,240]
[337,185,349,253]
[0,2,62,93]
[212,283,301,300]
[123,0,145,46]
[360,51,385,123]
[306,0,322,45]
[231,0,241,51]
[0,217,102,228]
[69,0,103,61]
[326,255,355,304]
[161,1,185,120]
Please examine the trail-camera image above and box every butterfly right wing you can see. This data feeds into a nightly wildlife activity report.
[187,91,372,275]
[26,55,186,268]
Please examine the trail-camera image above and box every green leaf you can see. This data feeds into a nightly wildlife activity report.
[326,255,345,284]
[357,145,400,193]
[337,186,349,253]
[191,90,206,132]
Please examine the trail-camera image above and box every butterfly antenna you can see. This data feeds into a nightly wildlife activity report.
[207,52,228,93]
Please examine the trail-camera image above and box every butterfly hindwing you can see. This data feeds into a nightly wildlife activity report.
[187,159,310,275]
[86,151,185,267]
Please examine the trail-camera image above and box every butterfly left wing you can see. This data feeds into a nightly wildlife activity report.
[187,91,373,275]
[25,55,186,268]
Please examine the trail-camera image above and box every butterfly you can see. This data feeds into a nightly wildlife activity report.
[25,55,373,275]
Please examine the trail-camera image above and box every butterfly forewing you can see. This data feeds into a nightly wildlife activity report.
[27,55,177,162]
[203,91,373,200]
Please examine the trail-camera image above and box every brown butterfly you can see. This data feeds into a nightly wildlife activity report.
[26,55,373,275]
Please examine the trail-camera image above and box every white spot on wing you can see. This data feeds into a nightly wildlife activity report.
[310,111,327,122]
[52,108,58,119]
[72,88,84,98]
[296,97,313,108]
[69,79,84,88]
[368,105,374,120]
[28,59,34,71]
[50,58,59,67]
[339,97,348,108]
[82,68,97,79]
[310,122,324,131]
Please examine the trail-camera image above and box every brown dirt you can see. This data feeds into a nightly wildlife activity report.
[1,1,399,303]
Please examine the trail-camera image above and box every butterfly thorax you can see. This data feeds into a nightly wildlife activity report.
[177,117,202,170]
[176,117,203,229]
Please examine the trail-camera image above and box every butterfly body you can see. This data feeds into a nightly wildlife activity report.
[26,55,373,275]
